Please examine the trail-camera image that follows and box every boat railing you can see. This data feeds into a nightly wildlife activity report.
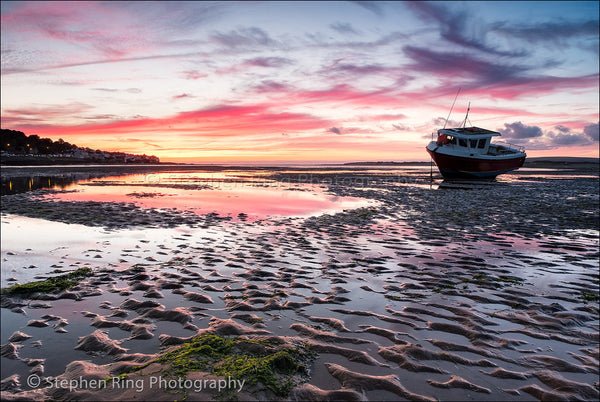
[492,141,525,153]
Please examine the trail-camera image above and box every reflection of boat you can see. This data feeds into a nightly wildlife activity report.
[426,108,526,180]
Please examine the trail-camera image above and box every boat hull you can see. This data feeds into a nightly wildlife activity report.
[426,148,525,180]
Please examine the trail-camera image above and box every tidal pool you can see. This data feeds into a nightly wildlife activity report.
[37,171,374,220]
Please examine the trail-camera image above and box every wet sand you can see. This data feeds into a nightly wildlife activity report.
[1,165,598,401]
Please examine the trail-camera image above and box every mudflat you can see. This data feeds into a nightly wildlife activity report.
[1,165,598,401]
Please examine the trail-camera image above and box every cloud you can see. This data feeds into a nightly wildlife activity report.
[267,83,401,109]
[403,46,525,85]
[1,2,154,58]
[406,2,527,57]
[549,129,595,146]
[402,46,599,100]
[252,80,291,93]
[93,88,119,93]
[501,122,543,139]
[330,22,360,35]
[244,57,293,68]
[211,27,281,50]
[499,122,598,149]
[83,114,119,121]
[328,127,342,135]
[491,19,599,45]
[91,87,141,94]
[1,2,218,75]
[8,102,333,142]
[584,123,599,141]
[350,1,384,17]
[2,51,205,76]
[2,102,94,124]
[172,93,194,100]
[392,123,410,131]
[180,70,207,80]
[321,61,396,77]
[215,57,294,75]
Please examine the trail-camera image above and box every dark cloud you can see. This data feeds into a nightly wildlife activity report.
[504,122,598,148]
[244,57,293,68]
[350,1,384,17]
[584,123,599,141]
[211,27,280,49]
[501,122,543,139]
[406,2,527,57]
[551,132,592,146]
[491,19,599,44]
[544,123,599,146]
[330,22,360,35]
[328,127,342,135]
[403,46,525,85]
[402,46,598,100]
[326,62,391,76]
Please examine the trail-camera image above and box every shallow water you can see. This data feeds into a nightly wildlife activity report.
[40,171,373,220]
[1,166,598,401]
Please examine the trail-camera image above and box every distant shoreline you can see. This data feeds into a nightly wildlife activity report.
[0,156,168,167]
[1,157,597,171]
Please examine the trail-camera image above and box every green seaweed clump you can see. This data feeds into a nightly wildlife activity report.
[581,292,600,303]
[141,333,314,398]
[2,267,93,296]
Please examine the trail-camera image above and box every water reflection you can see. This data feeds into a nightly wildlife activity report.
[44,173,371,219]
[2,174,82,195]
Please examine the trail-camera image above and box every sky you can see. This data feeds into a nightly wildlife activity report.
[1,1,598,164]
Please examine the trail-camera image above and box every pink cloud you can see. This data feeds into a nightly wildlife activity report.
[1,1,164,71]
[180,70,208,80]
[172,93,194,100]
[5,103,333,142]
[252,83,403,110]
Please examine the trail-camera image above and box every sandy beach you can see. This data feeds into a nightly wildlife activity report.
[1,164,598,401]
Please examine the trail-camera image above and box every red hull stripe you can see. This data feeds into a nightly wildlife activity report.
[427,150,524,172]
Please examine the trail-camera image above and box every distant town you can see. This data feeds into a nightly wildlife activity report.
[1,129,159,165]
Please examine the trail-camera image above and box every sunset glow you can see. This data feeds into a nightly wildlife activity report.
[1,1,598,163]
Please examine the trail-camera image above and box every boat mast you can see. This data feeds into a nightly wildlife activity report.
[462,102,471,128]
[443,88,461,129]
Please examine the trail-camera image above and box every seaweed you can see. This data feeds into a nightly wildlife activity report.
[131,333,314,399]
[2,267,93,296]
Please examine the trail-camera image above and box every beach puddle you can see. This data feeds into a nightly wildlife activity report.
[37,171,373,220]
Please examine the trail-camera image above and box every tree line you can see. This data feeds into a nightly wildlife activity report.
[1,129,76,154]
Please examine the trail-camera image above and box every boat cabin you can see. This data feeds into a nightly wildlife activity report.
[435,126,501,155]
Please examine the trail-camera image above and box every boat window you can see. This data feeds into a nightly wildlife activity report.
[477,139,486,149]
[469,139,478,148]
[447,136,456,145]
[458,138,467,147]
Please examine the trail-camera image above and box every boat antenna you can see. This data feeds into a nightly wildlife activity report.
[462,102,471,128]
[443,88,461,129]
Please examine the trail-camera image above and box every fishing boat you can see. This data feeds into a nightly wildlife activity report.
[426,106,526,180]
